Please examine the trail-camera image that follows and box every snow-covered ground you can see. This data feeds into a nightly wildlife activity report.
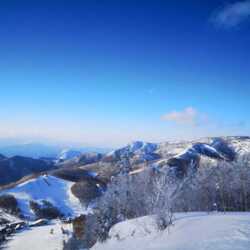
[0,175,83,218]
[3,212,250,250]
[230,137,250,156]
[5,220,73,250]
[92,212,250,250]
[58,149,82,161]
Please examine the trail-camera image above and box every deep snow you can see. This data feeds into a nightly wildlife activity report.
[92,212,250,250]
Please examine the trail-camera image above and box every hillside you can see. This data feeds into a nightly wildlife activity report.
[0,156,55,186]
[56,136,250,182]
[0,175,84,219]
[92,212,250,250]
[1,136,249,217]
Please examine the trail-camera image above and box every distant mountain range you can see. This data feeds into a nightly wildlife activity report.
[0,142,112,159]
[0,143,111,187]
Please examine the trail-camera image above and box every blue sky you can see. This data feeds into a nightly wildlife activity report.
[0,0,250,147]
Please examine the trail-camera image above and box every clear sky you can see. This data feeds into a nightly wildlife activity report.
[0,0,250,147]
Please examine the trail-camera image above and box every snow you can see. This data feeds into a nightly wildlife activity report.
[129,141,158,154]
[4,212,250,250]
[6,220,73,250]
[92,212,250,250]
[0,175,83,218]
[107,141,158,157]
[196,143,220,154]
[229,137,250,156]
[58,149,82,161]
[106,137,250,166]
[0,209,21,228]
[156,141,193,158]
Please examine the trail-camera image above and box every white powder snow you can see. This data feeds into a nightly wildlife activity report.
[92,212,250,250]
[6,220,73,250]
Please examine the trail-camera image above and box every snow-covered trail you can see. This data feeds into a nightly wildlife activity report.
[92,213,250,250]
[5,221,73,250]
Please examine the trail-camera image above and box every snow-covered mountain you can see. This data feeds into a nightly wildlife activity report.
[57,149,83,161]
[153,137,249,174]
[1,136,250,219]
[53,136,250,185]
[104,141,160,163]
[105,137,239,166]
[1,136,250,250]
[0,175,83,219]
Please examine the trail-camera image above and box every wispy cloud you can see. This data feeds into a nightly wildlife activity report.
[161,107,207,126]
[211,1,250,28]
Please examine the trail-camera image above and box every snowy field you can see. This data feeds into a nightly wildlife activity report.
[92,212,250,250]
[5,220,73,250]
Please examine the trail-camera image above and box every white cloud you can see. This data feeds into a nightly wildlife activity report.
[212,1,250,28]
[161,107,199,125]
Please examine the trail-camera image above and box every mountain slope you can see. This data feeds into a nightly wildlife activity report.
[0,156,55,186]
[152,137,250,177]
[57,149,82,161]
[0,175,83,218]
[103,141,160,163]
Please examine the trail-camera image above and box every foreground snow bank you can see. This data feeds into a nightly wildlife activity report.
[92,212,250,250]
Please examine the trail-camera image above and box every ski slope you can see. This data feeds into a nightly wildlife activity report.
[92,212,250,250]
[0,175,83,218]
